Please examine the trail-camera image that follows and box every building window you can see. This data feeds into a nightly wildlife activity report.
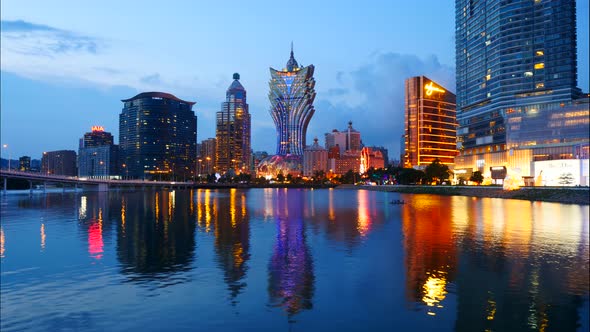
[534,63,545,69]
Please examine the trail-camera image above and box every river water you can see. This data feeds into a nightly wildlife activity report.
[1,188,588,331]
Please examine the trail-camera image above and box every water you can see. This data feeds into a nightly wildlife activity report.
[0,188,588,332]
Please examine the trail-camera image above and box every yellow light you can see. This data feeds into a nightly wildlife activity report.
[424,82,445,96]
[535,50,544,56]
[534,63,545,69]
[422,274,447,308]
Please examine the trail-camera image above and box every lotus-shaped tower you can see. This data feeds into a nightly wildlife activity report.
[268,45,316,156]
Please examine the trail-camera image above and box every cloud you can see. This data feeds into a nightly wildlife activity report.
[140,73,162,85]
[308,52,455,161]
[0,19,100,57]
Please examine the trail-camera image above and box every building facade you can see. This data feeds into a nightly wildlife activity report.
[455,0,587,181]
[216,73,251,174]
[325,121,362,154]
[303,138,328,177]
[360,147,385,173]
[119,92,197,180]
[19,156,31,171]
[198,138,216,175]
[41,150,77,176]
[78,126,119,179]
[268,45,316,156]
[404,76,457,168]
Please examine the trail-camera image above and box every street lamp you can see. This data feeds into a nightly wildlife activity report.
[2,144,10,170]
[122,163,127,180]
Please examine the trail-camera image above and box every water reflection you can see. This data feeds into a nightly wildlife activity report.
[401,194,589,331]
[209,189,251,304]
[401,195,456,316]
[268,189,315,320]
[113,191,196,281]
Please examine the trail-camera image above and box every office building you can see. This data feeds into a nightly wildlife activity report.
[19,156,31,171]
[84,126,114,147]
[325,121,362,154]
[403,76,457,168]
[268,45,316,156]
[198,138,216,175]
[216,73,251,174]
[41,150,77,176]
[119,92,197,180]
[455,0,588,181]
[78,126,119,179]
[303,138,328,177]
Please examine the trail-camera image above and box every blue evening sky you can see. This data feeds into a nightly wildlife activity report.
[1,0,588,160]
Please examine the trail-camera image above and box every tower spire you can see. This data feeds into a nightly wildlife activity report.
[285,42,299,71]
[291,41,294,56]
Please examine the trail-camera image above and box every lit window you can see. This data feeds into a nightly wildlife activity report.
[524,71,534,77]
[486,74,491,81]
[535,50,544,56]
[535,83,545,89]
[534,63,545,69]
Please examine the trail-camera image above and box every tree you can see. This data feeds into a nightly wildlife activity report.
[470,171,484,185]
[276,171,285,183]
[424,159,451,185]
[397,168,425,185]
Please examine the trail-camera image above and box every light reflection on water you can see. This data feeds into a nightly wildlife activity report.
[0,189,588,332]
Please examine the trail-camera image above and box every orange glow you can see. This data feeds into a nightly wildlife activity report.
[91,126,105,132]
[422,274,448,310]
[230,189,237,227]
[424,82,446,96]
[121,197,126,235]
[357,190,371,237]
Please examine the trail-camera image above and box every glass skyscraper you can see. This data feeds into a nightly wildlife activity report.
[119,92,197,180]
[268,45,316,156]
[216,73,251,174]
[455,0,580,154]
[454,0,588,181]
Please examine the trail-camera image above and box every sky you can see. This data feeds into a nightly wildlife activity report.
[1,0,589,161]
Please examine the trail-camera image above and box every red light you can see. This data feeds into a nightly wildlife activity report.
[91,126,105,132]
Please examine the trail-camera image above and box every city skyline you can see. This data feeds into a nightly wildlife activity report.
[1,0,588,160]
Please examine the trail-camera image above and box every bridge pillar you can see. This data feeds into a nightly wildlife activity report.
[43,182,47,194]
[29,180,33,195]
[3,177,6,195]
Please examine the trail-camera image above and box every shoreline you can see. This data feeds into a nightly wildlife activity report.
[336,184,590,205]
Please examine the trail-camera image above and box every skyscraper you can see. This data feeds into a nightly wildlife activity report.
[325,121,362,154]
[78,126,119,179]
[119,92,197,180]
[404,76,457,168]
[216,73,251,174]
[455,0,586,177]
[268,45,316,156]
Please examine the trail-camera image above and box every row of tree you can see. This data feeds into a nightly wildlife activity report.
[195,159,485,185]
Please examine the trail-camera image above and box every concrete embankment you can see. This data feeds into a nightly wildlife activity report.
[336,184,590,205]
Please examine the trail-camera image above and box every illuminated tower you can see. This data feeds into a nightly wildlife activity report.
[404,76,456,168]
[268,44,316,156]
[216,73,251,174]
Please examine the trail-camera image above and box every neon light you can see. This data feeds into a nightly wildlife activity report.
[424,82,445,96]
[91,126,105,132]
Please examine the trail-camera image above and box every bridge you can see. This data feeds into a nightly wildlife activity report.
[0,169,194,195]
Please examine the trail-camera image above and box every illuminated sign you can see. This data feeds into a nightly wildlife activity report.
[424,82,445,96]
[91,126,105,132]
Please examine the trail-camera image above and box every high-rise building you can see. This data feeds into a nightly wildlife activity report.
[216,73,251,174]
[404,76,457,168]
[83,126,114,147]
[198,138,216,175]
[41,150,77,176]
[269,45,316,156]
[455,0,588,179]
[325,121,362,154]
[19,156,31,171]
[78,126,119,179]
[119,92,197,180]
[303,138,328,177]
